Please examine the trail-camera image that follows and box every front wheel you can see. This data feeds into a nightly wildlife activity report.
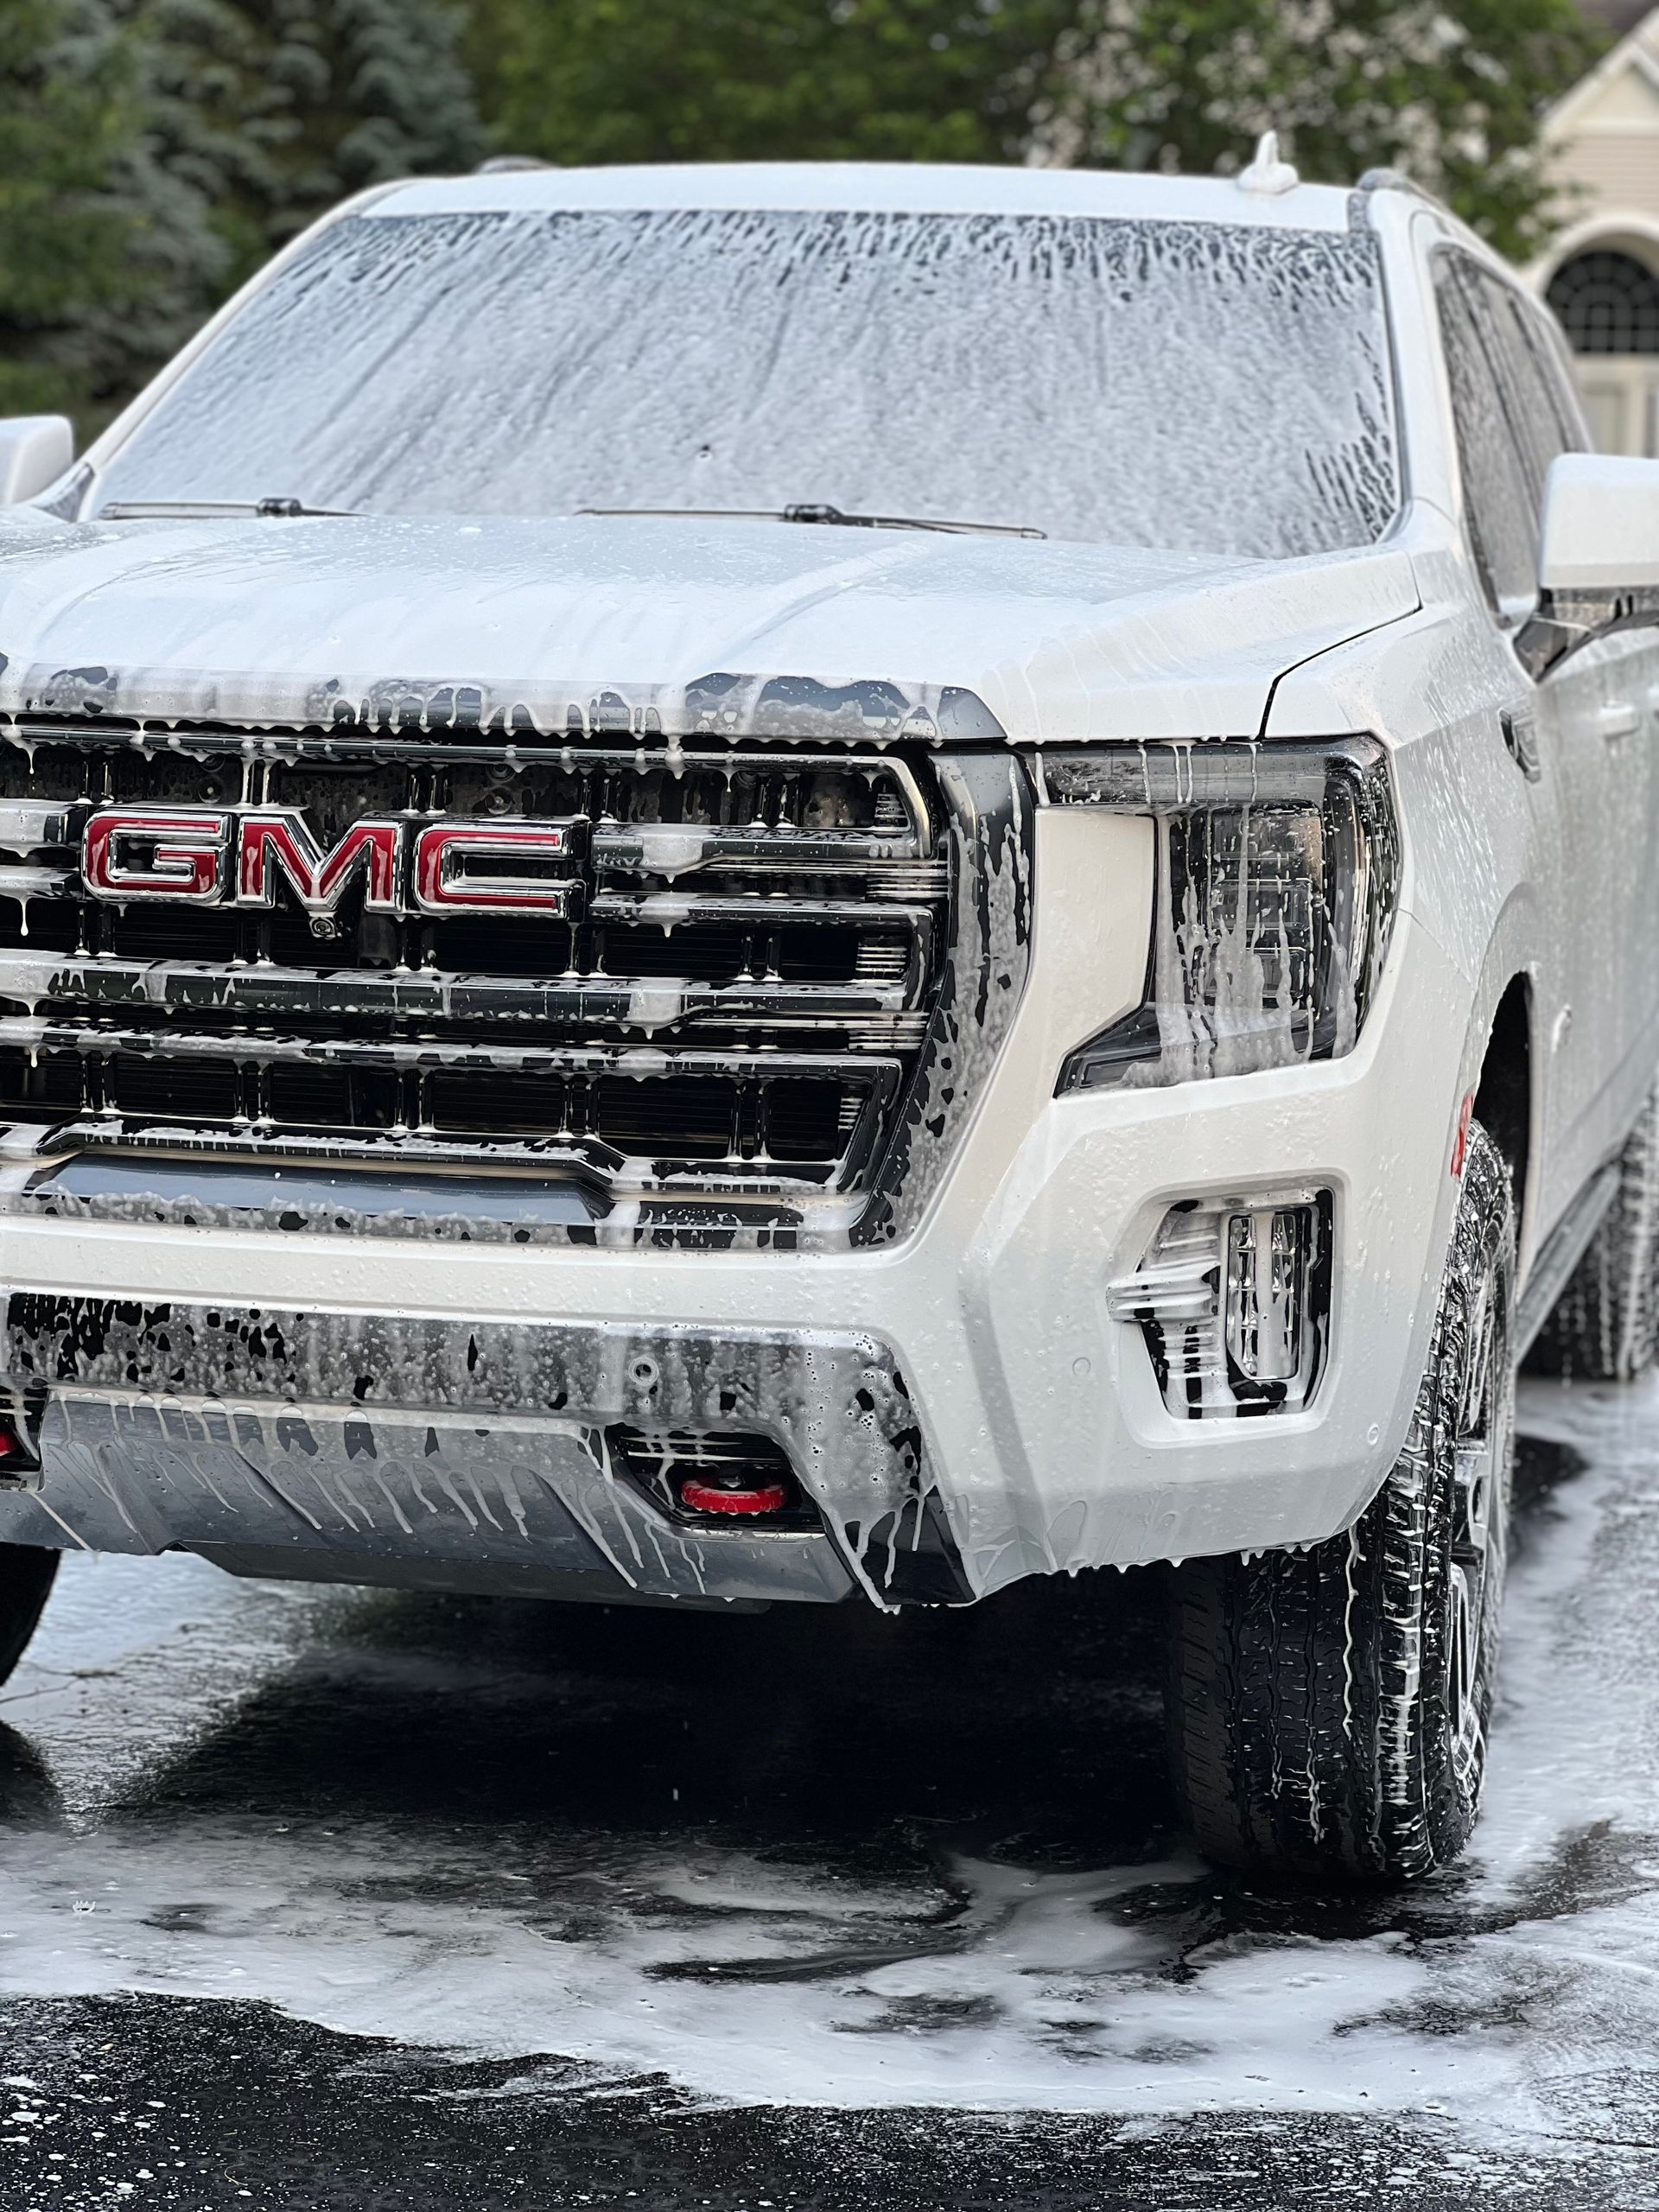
[0,1544,57,1688]
[1166,1122,1516,1881]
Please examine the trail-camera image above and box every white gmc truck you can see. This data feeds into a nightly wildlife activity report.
[0,156,1656,1883]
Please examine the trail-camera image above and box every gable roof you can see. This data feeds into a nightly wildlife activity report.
[1583,0,1653,29]
[1548,7,1659,137]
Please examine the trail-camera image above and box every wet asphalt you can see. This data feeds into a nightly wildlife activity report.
[3,1382,1659,2209]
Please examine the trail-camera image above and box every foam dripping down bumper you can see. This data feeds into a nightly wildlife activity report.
[0,1300,971,1611]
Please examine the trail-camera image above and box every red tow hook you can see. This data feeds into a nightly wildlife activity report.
[678,1473,791,1518]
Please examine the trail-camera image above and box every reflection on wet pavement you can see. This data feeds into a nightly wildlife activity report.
[3,1378,1659,2197]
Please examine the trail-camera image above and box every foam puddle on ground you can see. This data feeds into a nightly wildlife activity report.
[0,1378,1656,2140]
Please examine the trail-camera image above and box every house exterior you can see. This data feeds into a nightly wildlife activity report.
[1535,4,1659,449]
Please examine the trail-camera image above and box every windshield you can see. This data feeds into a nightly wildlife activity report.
[89,207,1400,560]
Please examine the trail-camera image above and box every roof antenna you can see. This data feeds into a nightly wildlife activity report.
[1236,130,1300,196]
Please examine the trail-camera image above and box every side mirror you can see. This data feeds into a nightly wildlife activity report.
[0,416,73,508]
[1516,452,1659,678]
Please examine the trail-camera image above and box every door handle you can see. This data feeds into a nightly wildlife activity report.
[1501,707,1541,779]
[1599,702,1640,741]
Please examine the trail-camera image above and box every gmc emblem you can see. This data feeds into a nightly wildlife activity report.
[82,806,582,922]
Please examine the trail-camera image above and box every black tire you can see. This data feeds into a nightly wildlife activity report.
[0,1544,58,1688]
[1166,1122,1516,1882]
[1527,1085,1659,1382]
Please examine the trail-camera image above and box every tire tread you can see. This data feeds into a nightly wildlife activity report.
[1166,1126,1514,1882]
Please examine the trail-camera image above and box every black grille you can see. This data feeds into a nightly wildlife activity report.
[0,724,950,1218]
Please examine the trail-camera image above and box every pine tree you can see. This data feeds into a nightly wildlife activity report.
[0,0,224,424]
[139,0,486,296]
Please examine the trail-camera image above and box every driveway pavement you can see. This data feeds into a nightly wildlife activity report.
[3,1378,1658,2208]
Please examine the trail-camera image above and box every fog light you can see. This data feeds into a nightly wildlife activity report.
[1109,1189,1332,1419]
[1225,1205,1312,1383]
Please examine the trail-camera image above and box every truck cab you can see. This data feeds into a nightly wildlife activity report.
[0,157,1656,1880]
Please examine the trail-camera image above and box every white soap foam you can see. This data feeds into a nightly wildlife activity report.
[0,1377,1652,2141]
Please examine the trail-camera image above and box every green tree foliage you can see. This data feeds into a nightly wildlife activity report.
[465,0,1077,167]
[0,0,1605,435]
[464,0,1600,259]
[1055,0,1605,262]
[0,0,223,420]
[137,0,486,294]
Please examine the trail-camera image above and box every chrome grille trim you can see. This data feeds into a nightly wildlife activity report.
[0,728,992,1239]
[0,953,928,1045]
[0,1017,908,1085]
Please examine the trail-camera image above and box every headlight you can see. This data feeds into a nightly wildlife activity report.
[1046,735,1399,1093]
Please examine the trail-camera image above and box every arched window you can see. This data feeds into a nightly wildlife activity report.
[1546,249,1659,354]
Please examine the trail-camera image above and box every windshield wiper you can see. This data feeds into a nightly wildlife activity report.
[578,502,1045,539]
[97,497,359,520]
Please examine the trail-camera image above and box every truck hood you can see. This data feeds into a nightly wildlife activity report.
[0,509,1420,742]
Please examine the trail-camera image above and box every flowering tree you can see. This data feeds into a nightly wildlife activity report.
[1054,0,1603,260]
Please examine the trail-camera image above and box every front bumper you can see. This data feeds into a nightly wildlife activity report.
[0,811,1470,1606]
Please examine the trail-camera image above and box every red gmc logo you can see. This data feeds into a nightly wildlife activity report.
[82,806,582,921]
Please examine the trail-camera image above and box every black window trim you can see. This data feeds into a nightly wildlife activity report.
[1430,241,1587,639]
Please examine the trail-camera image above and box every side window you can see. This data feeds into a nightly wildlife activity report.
[1465,261,1585,496]
[1522,307,1593,458]
[1434,257,1539,613]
